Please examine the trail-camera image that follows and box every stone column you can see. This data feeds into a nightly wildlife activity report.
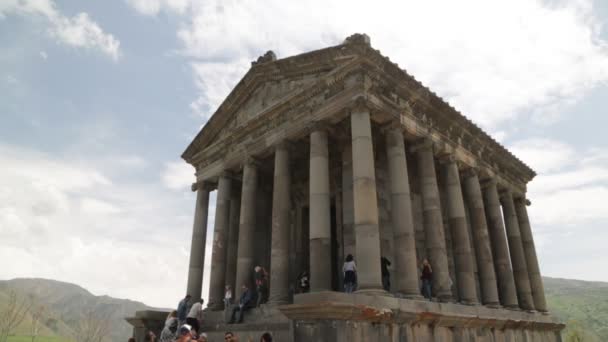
[515,197,548,312]
[269,142,291,304]
[500,190,535,311]
[341,143,355,259]
[309,128,332,292]
[351,107,383,292]
[207,173,232,310]
[186,181,212,302]
[462,170,500,307]
[235,160,258,298]
[482,179,518,308]
[415,140,452,302]
[443,158,478,304]
[385,126,419,297]
[225,188,241,293]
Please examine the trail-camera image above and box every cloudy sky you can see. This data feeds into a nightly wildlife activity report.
[1,0,608,309]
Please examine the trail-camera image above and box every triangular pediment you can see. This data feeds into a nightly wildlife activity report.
[182,42,366,162]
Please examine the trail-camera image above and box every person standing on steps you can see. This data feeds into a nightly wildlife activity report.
[186,298,204,334]
[342,254,357,293]
[160,310,178,342]
[381,256,391,292]
[177,294,191,327]
[254,266,269,307]
[420,258,433,300]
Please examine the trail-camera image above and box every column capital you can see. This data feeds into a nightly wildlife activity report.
[191,180,215,192]
[242,156,262,169]
[273,139,295,152]
[409,137,434,153]
[437,153,459,166]
[461,166,479,179]
[306,120,332,134]
[347,95,371,114]
[380,119,403,134]
[480,177,498,190]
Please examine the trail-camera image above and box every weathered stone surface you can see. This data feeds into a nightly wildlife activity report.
[208,174,232,309]
[515,198,548,312]
[501,190,534,311]
[309,129,332,292]
[483,180,518,309]
[269,143,291,304]
[186,183,211,302]
[385,127,420,297]
[443,159,478,304]
[351,108,384,292]
[416,140,452,302]
[235,161,258,298]
[462,170,500,307]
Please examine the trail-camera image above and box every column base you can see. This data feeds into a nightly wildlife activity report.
[459,300,479,306]
[355,288,391,296]
[484,303,502,309]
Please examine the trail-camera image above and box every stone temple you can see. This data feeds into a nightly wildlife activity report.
[127,34,564,341]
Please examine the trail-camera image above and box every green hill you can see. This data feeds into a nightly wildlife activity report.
[1,276,607,341]
[544,277,608,342]
[0,278,152,342]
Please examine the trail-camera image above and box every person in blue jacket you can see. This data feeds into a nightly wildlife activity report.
[176,294,191,326]
[228,284,253,324]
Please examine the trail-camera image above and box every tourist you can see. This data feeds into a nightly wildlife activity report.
[176,324,193,342]
[381,256,391,292]
[296,271,309,293]
[421,259,433,300]
[128,338,136,342]
[260,332,273,342]
[224,331,237,341]
[342,254,357,293]
[144,331,157,341]
[229,284,253,324]
[224,285,233,308]
[254,266,268,307]
[197,332,208,341]
[186,298,204,334]
[177,294,192,326]
[160,310,178,342]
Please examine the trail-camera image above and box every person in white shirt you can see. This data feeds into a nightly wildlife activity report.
[185,299,204,334]
[342,254,357,293]
[224,285,233,308]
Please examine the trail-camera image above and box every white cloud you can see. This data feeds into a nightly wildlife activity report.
[173,0,608,129]
[0,143,203,307]
[0,0,121,61]
[509,138,576,173]
[162,160,195,190]
[126,0,190,16]
[40,51,48,60]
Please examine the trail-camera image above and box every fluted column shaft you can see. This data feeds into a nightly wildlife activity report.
[309,129,332,292]
[444,160,478,304]
[462,172,500,307]
[225,188,241,294]
[416,141,452,301]
[269,143,291,304]
[501,191,535,310]
[235,161,258,298]
[385,127,419,297]
[515,198,548,312]
[351,109,383,291]
[208,174,232,309]
[482,180,518,308]
[186,183,211,302]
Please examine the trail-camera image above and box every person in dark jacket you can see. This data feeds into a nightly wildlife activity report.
[177,294,191,326]
[381,256,391,291]
[229,284,253,324]
[420,259,433,300]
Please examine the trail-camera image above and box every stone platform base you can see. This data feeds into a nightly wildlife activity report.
[127,292,564,341]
